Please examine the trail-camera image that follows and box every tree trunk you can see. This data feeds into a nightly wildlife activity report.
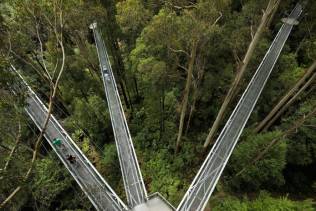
[1,16,66,207]
[126,81,134,112]
[133,75,140,100]
[185,57,205,135]
[0,89,56,209]
[0,144,11,151]
[203,0,281,148]
[185,94,196,136]
[176,41,197,153]
[159,86,165,141]
[0,187,22,208]
[262,71,316,131]
[236,107,316,177]
[3,122,21,172]
[99,0,132,109]
[0,136,45,158]
[255,61,316,132]
[266,0,281,27]
[118,79,131,109]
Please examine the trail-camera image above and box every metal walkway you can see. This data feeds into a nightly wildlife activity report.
[14,67,128,211]
[177,4,302,211]
[90,23,148,208]
[9,3,303,211]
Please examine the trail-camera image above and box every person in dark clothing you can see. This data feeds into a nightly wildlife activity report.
[67,155,76,164]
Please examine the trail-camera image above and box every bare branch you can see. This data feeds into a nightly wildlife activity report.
[36,25,53,83]
[10,50,51,84]
[250,24,254,40]
[1,1,66,206]
[0,186,22,208]
[51,58,59,79]
[2,122,21,172]
[236,107,316,177]
[178,64,189,72]
[24,0,66,180]
[5,31,12,58]
[232,49,242,67]
[255,61,316,132]
[173,4,197,10]
[211,12,223,28]
[168,47,190,57]
[203,0,281,148]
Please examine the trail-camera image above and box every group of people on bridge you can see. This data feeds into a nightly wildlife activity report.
[52,138,77,164]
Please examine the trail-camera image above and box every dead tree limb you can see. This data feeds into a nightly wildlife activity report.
[176,12,222,151]
[203,0,281,148]
[176,41,197,153]
[255,61,316,132]
[185,57,205,135]
[262,72,316,131]
[2,122,21,172]
[0,2,65,208]
[236,107,316,177]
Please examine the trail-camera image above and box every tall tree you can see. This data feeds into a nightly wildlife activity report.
[0,0,66,207]
[175,0,228,152]
[203,0,281,148]
[100,0,133,109]
[255,60,316,132]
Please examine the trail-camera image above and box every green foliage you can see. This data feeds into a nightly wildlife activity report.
[65,95,110,145]
[0,142,30,210]
[1,0,315,209]
[213,192,314,211]
[142,149,185,204]
[101,143,126,199]
[82,138,90,153]
[32,157,73,208]
[116,0,152,47]
[102,144,118,168]
[228,131,287,191]
[282,97,316,166]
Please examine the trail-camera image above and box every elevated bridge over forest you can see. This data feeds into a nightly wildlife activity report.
[12,3,302,211]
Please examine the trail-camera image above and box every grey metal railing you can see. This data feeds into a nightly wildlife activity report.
[177,4,302,211]
[13,66,128,211]
[90,23,147,208]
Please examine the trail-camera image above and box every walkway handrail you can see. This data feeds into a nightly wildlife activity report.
[13,66,128,211]
[177,4,302,211]
[90,23,147,208]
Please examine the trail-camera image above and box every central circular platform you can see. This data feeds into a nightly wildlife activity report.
[131,193,175,211]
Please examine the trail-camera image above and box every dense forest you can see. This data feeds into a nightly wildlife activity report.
[0,0,315,210]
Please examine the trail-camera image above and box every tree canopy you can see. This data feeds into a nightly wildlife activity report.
[0,0,315,210]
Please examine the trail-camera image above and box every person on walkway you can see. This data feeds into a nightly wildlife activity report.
[67,154,76,164]
[52,138,62,147]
